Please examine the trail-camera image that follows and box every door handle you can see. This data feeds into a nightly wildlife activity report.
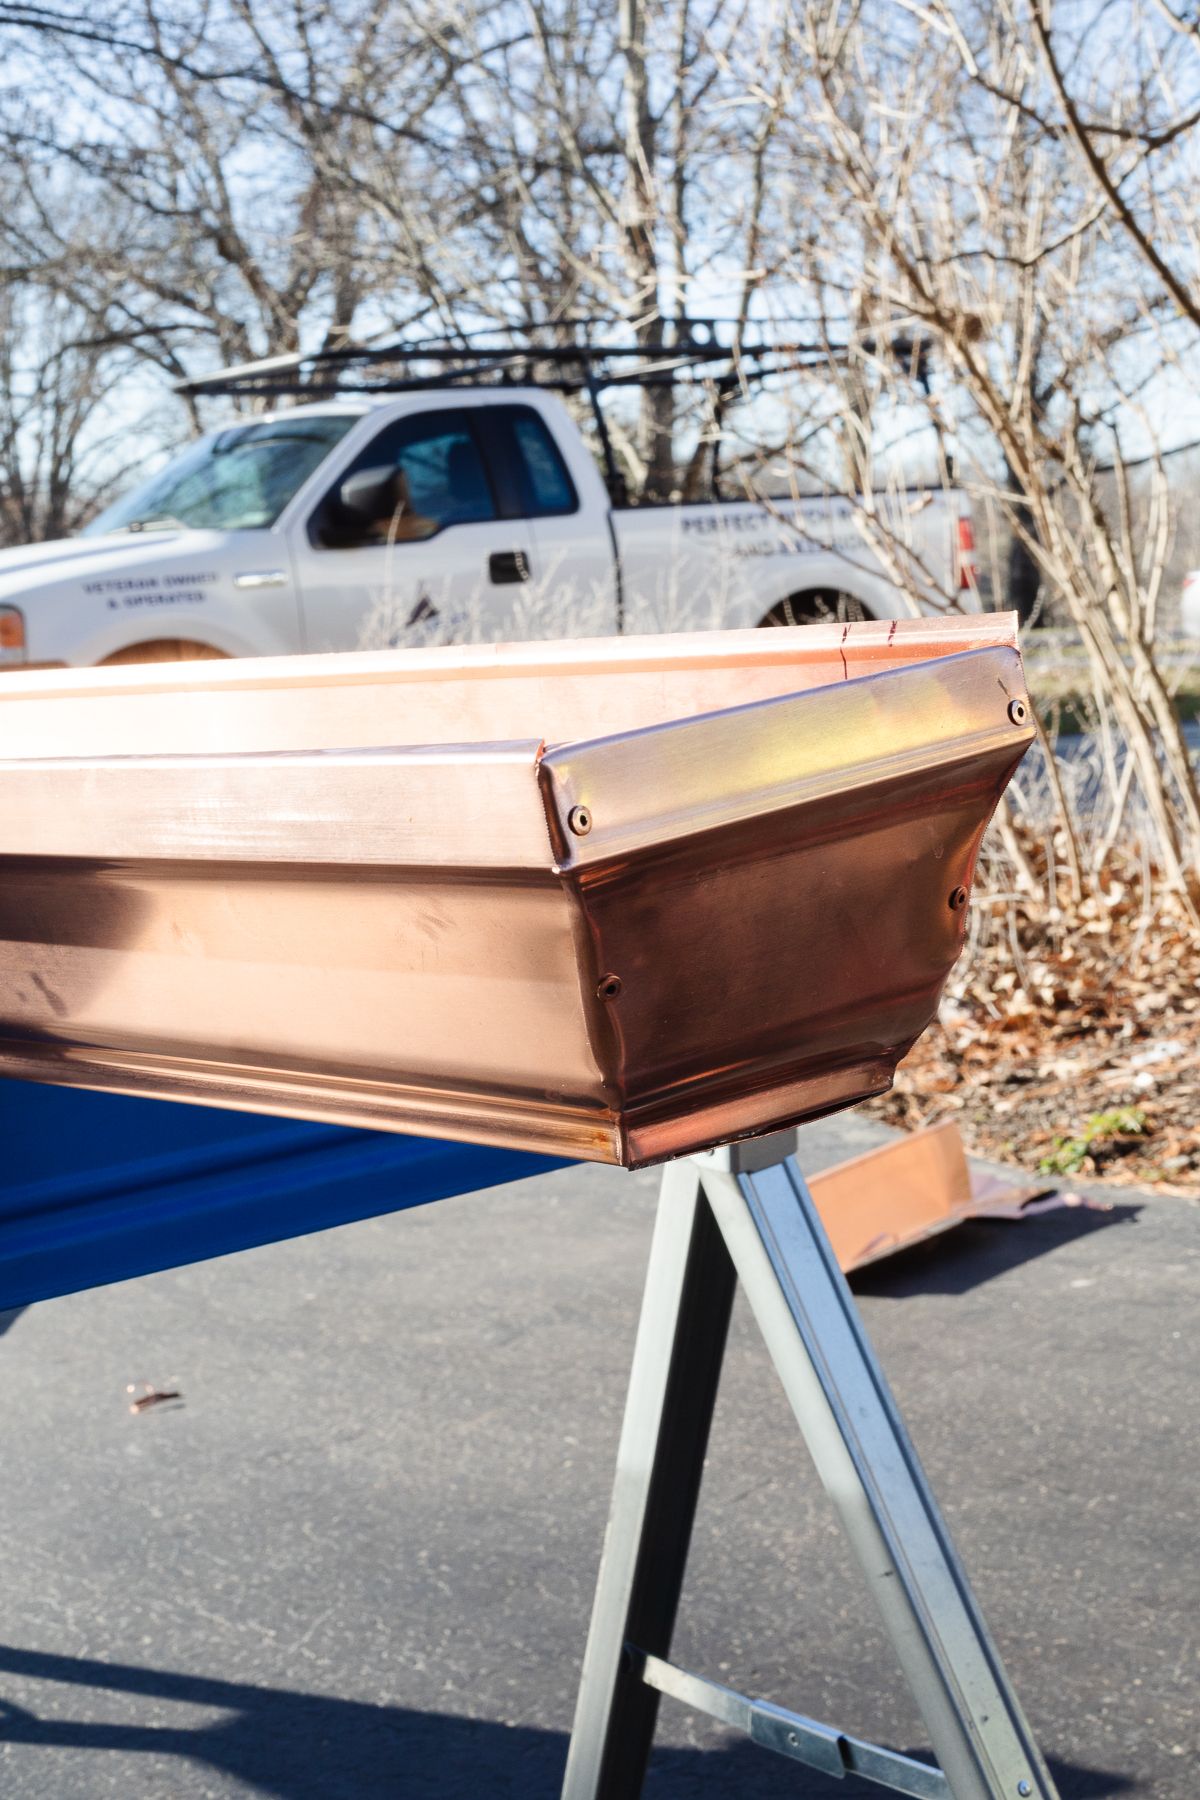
[233,570,288,590]
[489,550,531,585]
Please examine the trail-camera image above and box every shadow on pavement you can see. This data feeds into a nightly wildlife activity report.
[0,1643,1136,1798]
[0,1308,25,1337]
[850,1200,1143,1299]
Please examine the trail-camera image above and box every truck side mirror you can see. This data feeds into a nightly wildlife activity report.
[314,466,400,548]
[338,467,399,519]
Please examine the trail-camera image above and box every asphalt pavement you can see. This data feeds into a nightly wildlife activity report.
[0,1111,1195,1798]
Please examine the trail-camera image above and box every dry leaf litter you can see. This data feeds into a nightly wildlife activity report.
[866,831,1200,1194]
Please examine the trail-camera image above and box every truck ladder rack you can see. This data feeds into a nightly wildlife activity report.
[174,327,833,505]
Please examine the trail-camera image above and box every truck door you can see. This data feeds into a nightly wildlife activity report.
[472,404,619,636]
[293,407,536,652]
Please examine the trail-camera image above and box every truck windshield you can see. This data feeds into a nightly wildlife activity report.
[85,414,359,535]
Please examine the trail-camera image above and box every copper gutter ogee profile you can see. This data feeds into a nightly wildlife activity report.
[0,617,1033,1167]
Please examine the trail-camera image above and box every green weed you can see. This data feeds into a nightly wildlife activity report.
[1038,1107,1149,1176]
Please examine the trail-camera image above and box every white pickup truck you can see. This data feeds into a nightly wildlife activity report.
[0,388,978,669]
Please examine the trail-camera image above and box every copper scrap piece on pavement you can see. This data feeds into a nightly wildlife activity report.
[809,1119,1103,1274]
[126,1382,183,1414]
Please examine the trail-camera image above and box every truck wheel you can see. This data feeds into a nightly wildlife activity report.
[761,592,872,627]
[99,640,229,666]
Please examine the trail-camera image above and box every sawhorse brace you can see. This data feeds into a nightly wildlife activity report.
[561,1131,1059,1800]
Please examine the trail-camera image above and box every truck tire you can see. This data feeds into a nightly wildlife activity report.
[760,592,873,627]
[99,640,229,666]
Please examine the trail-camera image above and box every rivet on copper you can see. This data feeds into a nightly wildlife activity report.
[597,974,622,1000]
[1007,698,1028,726]
[568,805,592,836]
[949,885,969,911]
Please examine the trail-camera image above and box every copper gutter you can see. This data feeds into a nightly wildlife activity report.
[0,617,1032,1166]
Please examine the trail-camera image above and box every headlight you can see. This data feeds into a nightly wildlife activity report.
[0,606,25,665]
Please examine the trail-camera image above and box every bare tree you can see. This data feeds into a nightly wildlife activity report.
[767,0,1200,898]
[1,0,459,396]
[1,0,805,499]
[0,159,168,542]
[299,0,796,495]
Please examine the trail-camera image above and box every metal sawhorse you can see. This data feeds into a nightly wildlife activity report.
[563,1131,1058,1800]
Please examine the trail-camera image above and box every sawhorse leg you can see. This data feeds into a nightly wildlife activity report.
[561,1132,1059,1800]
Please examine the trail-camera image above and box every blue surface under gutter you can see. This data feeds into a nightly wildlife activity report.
[2,1079,572,1312]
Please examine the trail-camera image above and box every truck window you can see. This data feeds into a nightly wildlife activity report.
[311,410,497,548]
[87,414,359,535]
[509,410,578,516]
[469,406,580,520]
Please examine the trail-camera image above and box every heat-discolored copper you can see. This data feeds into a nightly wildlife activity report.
[0,617,1033,1166]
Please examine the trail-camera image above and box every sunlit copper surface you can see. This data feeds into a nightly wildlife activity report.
[0,617,1033,1166]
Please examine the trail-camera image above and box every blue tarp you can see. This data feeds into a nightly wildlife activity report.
[1,1079,571,1310]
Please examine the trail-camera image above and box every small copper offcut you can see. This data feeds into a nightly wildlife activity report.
[809,1121,1055,1272]
[0,617,1033,1167]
